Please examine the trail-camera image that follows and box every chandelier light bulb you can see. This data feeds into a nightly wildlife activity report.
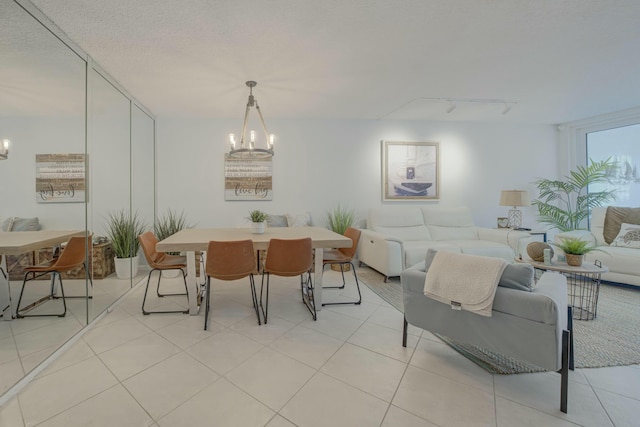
[1,139,9,150]
[228,133,236,149]
[269,134,276,148]
[227,81,275,159]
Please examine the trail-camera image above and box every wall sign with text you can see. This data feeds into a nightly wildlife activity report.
[35,153,86,203]
[224,155,273,201]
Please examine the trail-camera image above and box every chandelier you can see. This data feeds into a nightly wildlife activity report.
[0,138,10,160]
[227,81,275,159]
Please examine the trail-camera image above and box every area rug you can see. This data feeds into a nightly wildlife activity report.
[357,266,640,373]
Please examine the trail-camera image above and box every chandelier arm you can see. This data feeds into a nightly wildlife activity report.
[254,103,271,142]
[240,103,251,147]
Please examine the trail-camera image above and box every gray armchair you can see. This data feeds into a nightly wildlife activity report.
[401,268,573,413]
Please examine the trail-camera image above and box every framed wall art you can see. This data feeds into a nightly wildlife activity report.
[382,141,439,201]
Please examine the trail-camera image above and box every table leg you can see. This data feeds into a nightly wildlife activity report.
[0,256,12,321]
[314,248,323,311]
[186,251,200,315]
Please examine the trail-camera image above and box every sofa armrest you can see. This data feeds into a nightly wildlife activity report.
[477,227,532,257]
[357,228,404,277]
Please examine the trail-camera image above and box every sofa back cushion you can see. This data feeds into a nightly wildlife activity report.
[421,206,478,241]
[602,206,640,244]
[368,208,431,241]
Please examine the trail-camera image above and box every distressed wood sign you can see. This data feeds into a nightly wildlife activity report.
[35,153,86,203]
[224,154,273,201]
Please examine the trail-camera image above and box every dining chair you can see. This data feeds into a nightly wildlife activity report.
[16,235,92,318]
[204,240,260,330]
[138,231,189,315]
[322,227,362,306]
[260,237,315,323]
[0,255,6,280]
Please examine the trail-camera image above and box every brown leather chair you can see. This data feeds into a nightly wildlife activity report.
[204,240,260,330]
[16,235,92,318]
[260,238,315,323]
[322,227,362,306]
[138,231,189,315]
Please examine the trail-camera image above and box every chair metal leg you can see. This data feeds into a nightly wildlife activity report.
[157,268,188,297]
[321,262,346,289]
[560,329,570,413]
[54,262,94,300]
[142,269,189,315]
[568,306,574,370]
[248,274,261,325]
[321,262,361,306]
[16,271,66,318]
[402,316,408,347]
[204,276,211,330]
[259,272,270,324]
[301,270,316,321]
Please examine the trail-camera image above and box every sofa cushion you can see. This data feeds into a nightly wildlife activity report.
[369,208,431,241]
[603,206,640,244]
[405,243,460,268]
[585,246,640,277]
[611,223,640,249]
[266,214,288,228]
[0,217,12,231]
[422,206,478,241]
[286,212,312,227]
[448,240,515,262]
[9,217,40,231]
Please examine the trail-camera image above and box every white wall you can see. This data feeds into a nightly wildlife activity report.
[156,118,558,230]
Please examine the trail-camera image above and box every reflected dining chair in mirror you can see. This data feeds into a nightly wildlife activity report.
[0,255,6,280]
[260,237,315,323]
[322,227,362,306]
[16,235,92,318]
[204,240,260,330]
[138,231,189,315]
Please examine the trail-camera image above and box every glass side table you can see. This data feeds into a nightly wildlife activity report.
[525,259,608,320]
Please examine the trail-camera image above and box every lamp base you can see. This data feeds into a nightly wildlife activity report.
[508,208,522,228]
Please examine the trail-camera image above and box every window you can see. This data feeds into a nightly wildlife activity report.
[587,122,640,207]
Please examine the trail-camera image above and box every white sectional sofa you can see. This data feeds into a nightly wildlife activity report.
[555,206,640,287]
[358,206,532,281]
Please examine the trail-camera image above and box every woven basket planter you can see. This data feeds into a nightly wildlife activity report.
[565,253,584,267]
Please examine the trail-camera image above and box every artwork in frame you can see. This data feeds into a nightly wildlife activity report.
[35,153,86,203]
[382,141,439,201]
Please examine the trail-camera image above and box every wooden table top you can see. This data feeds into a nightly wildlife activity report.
[156,227,352,253]
[0,230,86,255]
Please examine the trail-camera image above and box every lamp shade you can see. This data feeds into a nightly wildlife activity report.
[500,190,530,207]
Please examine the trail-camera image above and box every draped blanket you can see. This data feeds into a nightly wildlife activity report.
[423,251,507,317]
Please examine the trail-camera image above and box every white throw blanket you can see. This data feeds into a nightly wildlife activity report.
[423,251,507,317]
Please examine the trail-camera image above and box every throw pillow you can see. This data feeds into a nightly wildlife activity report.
[498,263,535,292]
[266,214,288,228]
[611,223,640,248]
[0,217,12,232]
[286,212,312,227]
[603,207,640,244]
[9,217,39,231]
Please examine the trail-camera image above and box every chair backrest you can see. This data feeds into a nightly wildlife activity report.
[264,238,313,277]
[54,235,90,271]
[337,227,361,259]
[138,231,164,267]
[206,240,256,281]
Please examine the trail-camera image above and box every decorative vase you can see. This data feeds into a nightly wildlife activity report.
[251,222,265,234]
[565,253,583,267]
[114,255,139,279]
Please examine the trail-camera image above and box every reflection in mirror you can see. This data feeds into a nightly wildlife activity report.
[86,68,140,322]
[0,0,87,394]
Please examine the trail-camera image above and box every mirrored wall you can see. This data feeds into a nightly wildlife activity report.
[0,0,156,395]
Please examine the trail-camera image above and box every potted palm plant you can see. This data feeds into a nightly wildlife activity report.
[552,237,602,266]
[532,158,617,232]
[248,210,267,234]
[105,210,146,279]
[325,204,357,271]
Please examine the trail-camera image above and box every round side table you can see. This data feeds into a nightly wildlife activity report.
[526,259,609,321]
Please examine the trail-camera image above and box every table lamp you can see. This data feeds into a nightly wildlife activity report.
[500,190,531,228]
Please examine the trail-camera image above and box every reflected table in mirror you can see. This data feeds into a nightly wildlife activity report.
[0,230,85,321]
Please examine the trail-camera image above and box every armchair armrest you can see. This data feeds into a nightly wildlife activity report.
[357,228,404,277]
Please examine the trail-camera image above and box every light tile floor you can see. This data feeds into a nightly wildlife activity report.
[0,270,638,426]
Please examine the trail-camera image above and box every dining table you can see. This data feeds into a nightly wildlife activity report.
[0,230,86,321]
[156,227,352,316]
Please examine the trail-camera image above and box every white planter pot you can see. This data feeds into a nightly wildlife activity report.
[251,222,265,234]
[114,255,139,279]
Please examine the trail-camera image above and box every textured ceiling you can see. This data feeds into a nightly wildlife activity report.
[15,0,640,123]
